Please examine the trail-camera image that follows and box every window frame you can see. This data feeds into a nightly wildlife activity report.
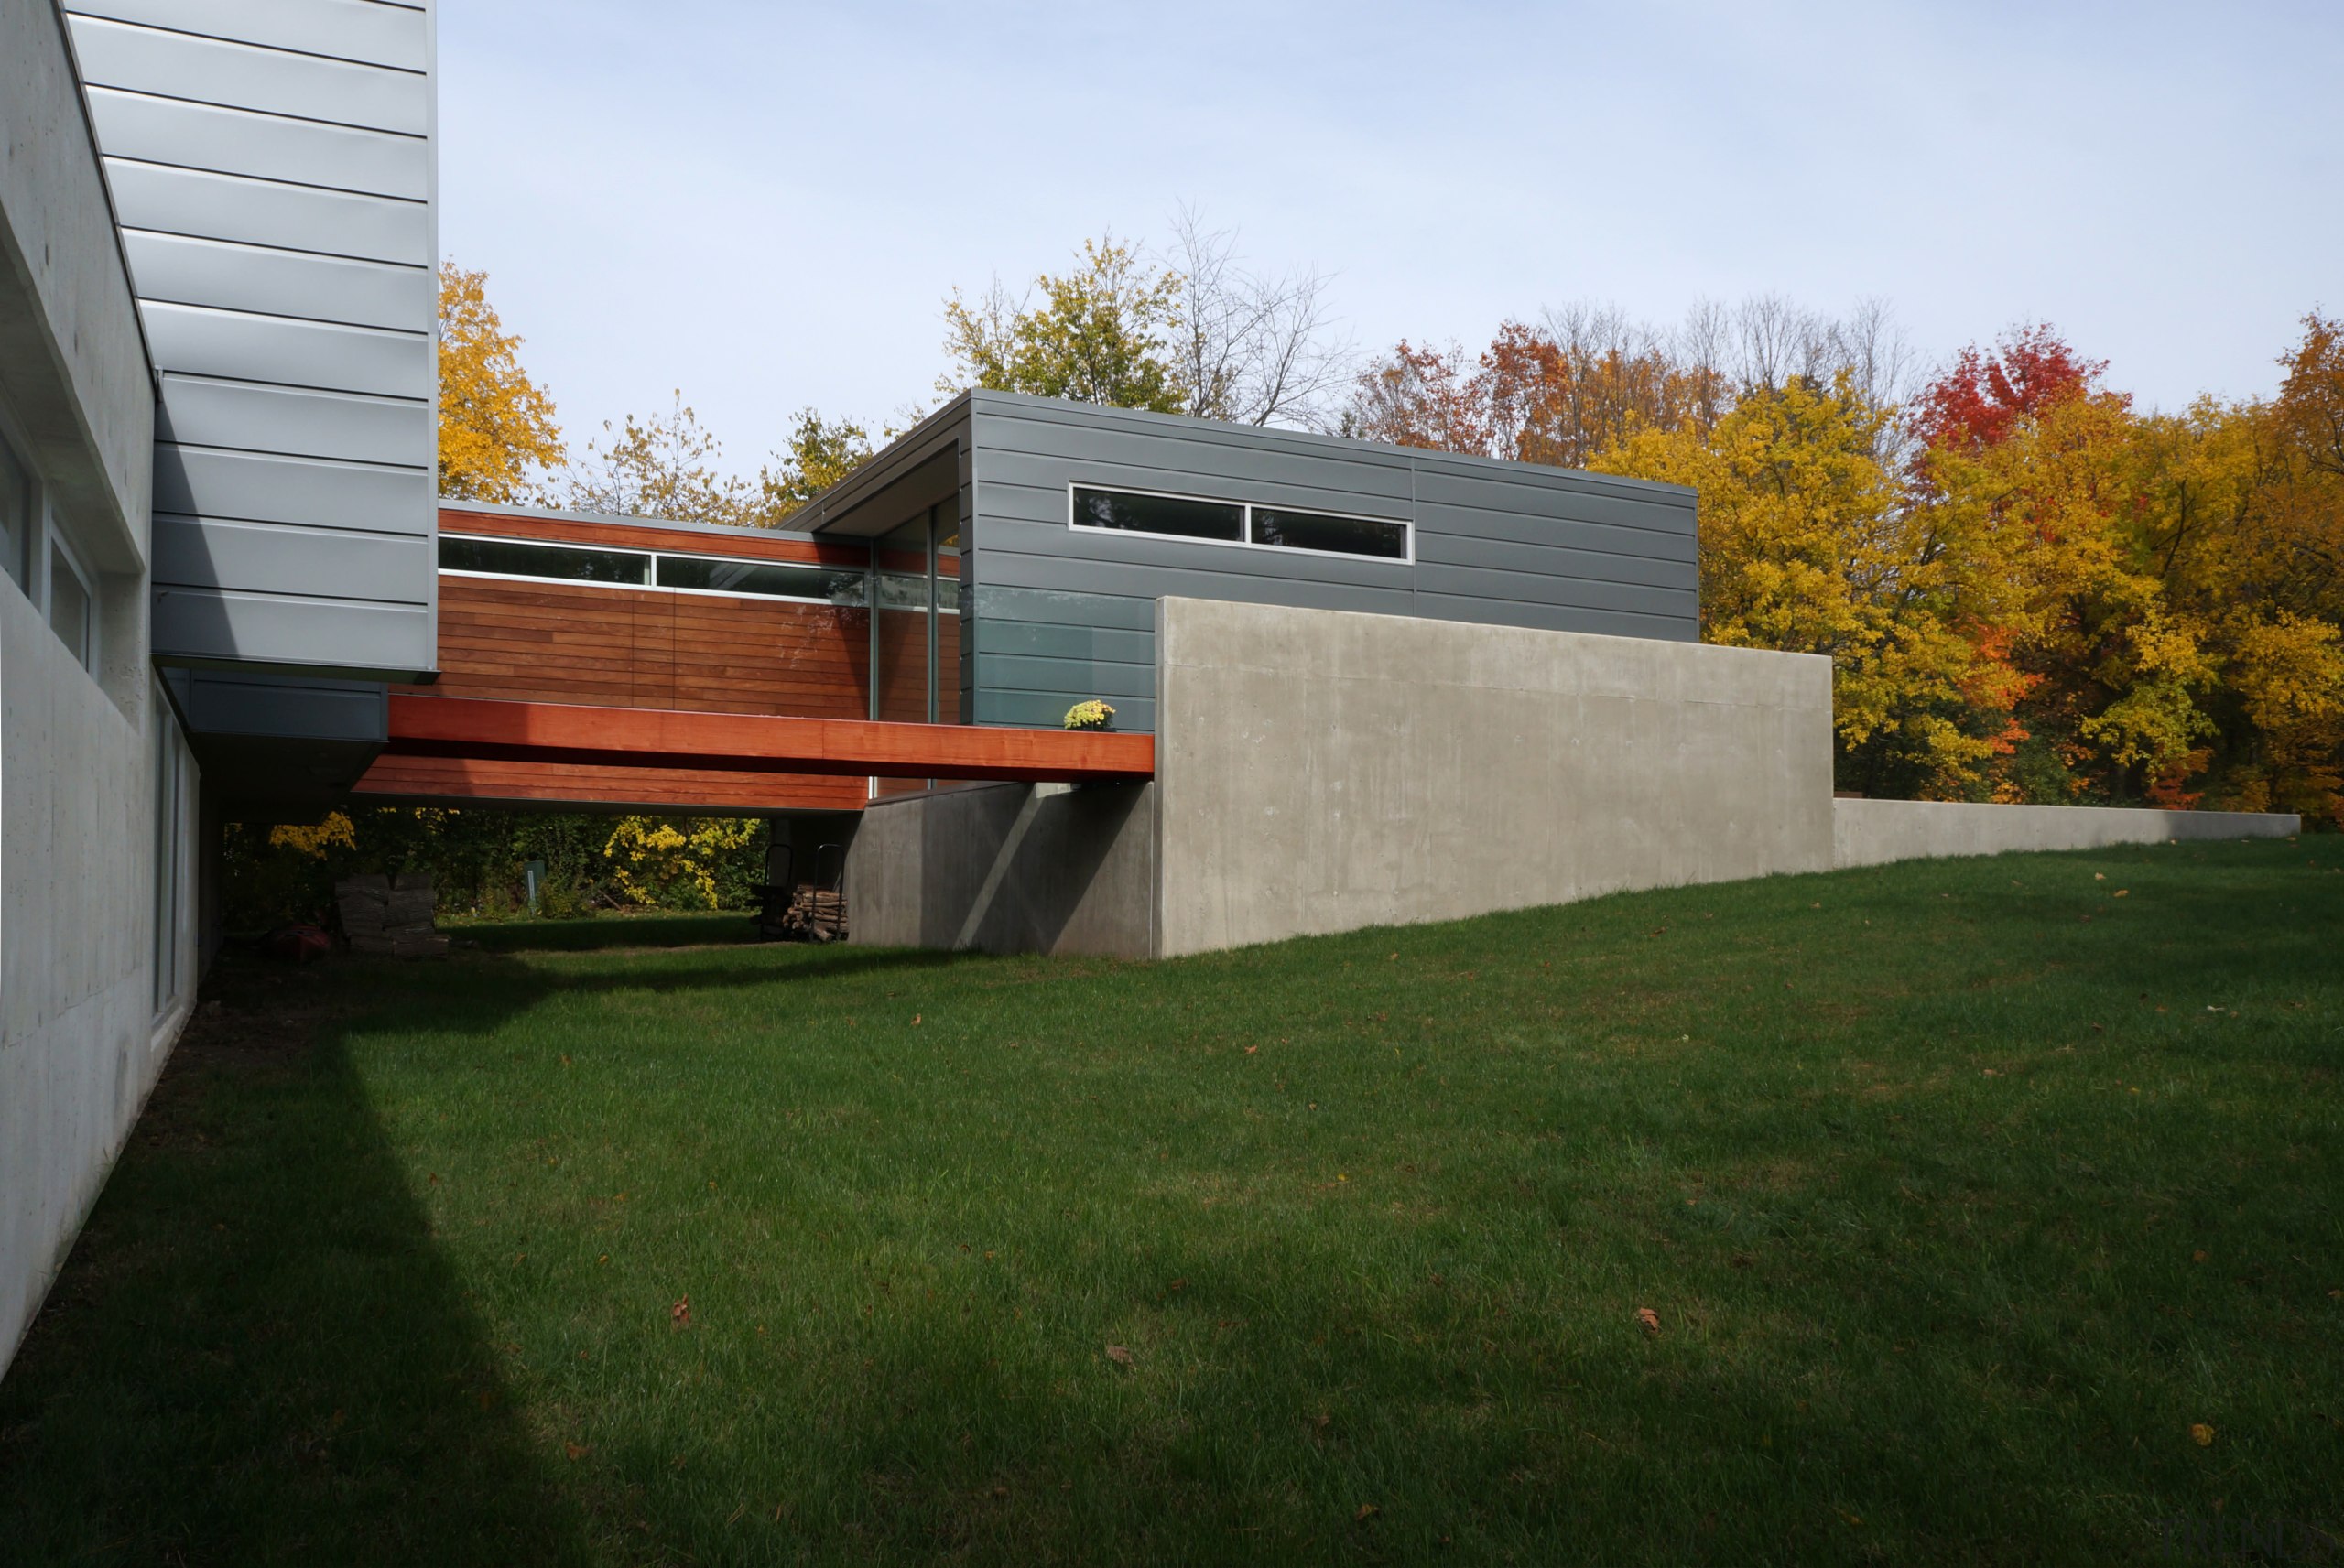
[0,417,34,599]
[437,533,870,607]
[1065,481,1414,566]
[46,525,99,675]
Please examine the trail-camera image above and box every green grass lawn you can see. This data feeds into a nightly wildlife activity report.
[2,840,2339,1565]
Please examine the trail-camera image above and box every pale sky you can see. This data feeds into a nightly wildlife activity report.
[438,0,2342,474]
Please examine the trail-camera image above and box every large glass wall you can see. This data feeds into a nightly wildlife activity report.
[868,501,963,796]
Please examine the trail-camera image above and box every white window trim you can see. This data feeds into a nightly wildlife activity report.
[437,534,868,607]
[1066,481,1415,567]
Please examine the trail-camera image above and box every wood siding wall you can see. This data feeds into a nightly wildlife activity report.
[353,508,875,813]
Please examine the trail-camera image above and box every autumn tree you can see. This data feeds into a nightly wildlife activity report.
[1341,340,1489,454]
[1165,208,1353,428]
[437,262,563,502]
[758,407,875,518]
[939,236,1184,412]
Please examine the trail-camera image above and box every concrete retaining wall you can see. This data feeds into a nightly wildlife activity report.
[1153,598,1836,956]
[1833,797,2296,869]
[845,599,2302,961]
[847,781,1156,957]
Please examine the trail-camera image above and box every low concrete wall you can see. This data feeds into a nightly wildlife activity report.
[1833,797,2297,869]
[1154,598,1836,956]
[847,782,1156,957]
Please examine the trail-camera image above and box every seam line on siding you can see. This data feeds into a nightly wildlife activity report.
[62,12,429,79]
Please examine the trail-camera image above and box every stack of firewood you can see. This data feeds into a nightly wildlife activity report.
[334,871,449,957]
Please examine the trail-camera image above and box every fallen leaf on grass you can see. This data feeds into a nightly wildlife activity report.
[1636,1306,1661,1336]
[2191,1423,2216,1446]
[565,1442,590,1461]
[2113,889,2130,899]
[1356,1504,1381,1521]
[671,1297,691,1329]
[1104,1345,1134,1367]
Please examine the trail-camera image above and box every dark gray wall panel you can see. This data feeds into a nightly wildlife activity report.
[952,393,1698,731]
[67,16,429,134]
[157,375,429,468]
[976,688,1156,731]
[102,161,428,264]
[153,514,430,601]
[86,89,429,198]
[1414,528,1697,590]
[151,585,430,676]
[155,447,429,535]
[166,667,389,742]
[72,0,429,72]
[125,231,430,331]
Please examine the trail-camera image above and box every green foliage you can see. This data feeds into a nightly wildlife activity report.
[758,406,876,519]
[220,807,769,929]
[939,237,1184,412]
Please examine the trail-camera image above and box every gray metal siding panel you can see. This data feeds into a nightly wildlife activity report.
[71,0,429,71]
[155,447,430,535]
[101,160,429,264]
[976,688,1156,731]
[971,618,1156,665]
[153,514,431,601]
[86,89,429,198]
[152,585,430,674]
[66,15,429,134]
[171,668,390,742]
[124,230,433,331]
[157,374,430,468]
[982,654,1156,702]
[72,0,437,676]
[960,395,1699,729]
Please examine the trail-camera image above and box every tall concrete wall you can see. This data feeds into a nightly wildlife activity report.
[1832,797,2296,869]
[1153,598,1834,956]
[2,591,198,1369]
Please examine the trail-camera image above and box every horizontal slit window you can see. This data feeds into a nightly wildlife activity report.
[439,536,649,585]
[1071,486,1243,543]
[656,555,868,604]
[1249,507,1409,559]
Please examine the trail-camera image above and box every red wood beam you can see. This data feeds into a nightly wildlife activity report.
[383,694,1154,784]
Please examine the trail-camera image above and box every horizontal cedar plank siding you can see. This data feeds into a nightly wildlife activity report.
[434,578,869,719]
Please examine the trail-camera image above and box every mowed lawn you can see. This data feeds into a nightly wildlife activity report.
[2,842,2339,1566]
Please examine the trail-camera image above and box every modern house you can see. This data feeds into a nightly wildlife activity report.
[0,0,2297,1379]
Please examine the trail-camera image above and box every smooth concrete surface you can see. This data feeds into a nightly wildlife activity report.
[1154,597,1837,956]
[2,587,198,1373]
[848,781,1157,957]
[1832,797,2298,869]
[0,0,152,568]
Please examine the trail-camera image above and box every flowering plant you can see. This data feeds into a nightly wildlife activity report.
[1063,699,1116,731]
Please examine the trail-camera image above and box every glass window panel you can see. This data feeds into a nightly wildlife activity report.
[49,541,93,670]
[657,555,865,603]
[0,432,31,594]
[873,515,931,730]
[438,535,649,584]
[1071,486,1243,543]
[1249,507,1409,559]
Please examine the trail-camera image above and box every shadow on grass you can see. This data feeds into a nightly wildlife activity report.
[0,963,598,1567]
[454,910,765,955]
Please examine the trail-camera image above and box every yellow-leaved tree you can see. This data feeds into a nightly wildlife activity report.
[1593,373,2026,797]
[437,262,564,502]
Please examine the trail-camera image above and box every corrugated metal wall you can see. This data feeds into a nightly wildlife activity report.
[65,0,438,679]
[963,393,1698,731]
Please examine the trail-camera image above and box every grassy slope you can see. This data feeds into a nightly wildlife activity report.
[0,841,2338,1565]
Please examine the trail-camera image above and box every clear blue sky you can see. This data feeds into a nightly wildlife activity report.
[439,0,2342,472]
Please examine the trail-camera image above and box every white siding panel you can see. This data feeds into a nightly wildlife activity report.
[125,231,429,331]
[85,88,428,198]
[69,0,429,71]
[141,301,427,398]
[102,160,427,264]
[66,15,428,135]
